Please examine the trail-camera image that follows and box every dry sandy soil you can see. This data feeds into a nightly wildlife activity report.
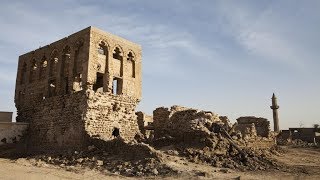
[0,146,319,180]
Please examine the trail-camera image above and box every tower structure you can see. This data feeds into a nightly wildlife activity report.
[14,27,142,151]
[270,93,280,132]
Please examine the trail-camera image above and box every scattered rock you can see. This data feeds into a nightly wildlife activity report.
[96,160,103,166]
[152,168,158,175]
[219,168,230,173]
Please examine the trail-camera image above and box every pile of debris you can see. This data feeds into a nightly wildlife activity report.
[150,106,280,171]
[10,139,176,177]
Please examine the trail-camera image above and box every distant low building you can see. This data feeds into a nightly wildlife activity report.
[0,111,28,145]
[278,127,320,143]
[0,111,13,122]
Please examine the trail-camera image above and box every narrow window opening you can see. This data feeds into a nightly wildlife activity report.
[98,42,106,55]
[113,47,123,60]
[50,50,59,77]
[48,79,56,97]
[112,77,122,95]
[127,52,135,78]
[64,77,69,94]
[112,78,118,95]
[39,56,47,80]
[18,91,25,103]
[132,62,135,78]
[73,40,84,77]
[112,127,120,137]
[73,73,82,92]
[20,63,27,84]
[29,59,37,83]
[61,46,71,77]
[93,72,104,92]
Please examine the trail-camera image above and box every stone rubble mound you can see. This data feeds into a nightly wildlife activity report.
[151,106,280,171]
[26,139,176,177]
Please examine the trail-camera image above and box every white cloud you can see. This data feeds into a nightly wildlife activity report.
[216,1,312,70]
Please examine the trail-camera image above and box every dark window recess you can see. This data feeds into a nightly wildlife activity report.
[64,77,69,94]
[93,72,104,92]
[20,63,27,84]
[113,47,123,60]
[98,42,107,55]
[112,128,120,137]
[127,52,135,78]
[48,79,56,97]
[29,59,37,83]
[132,61,135,78]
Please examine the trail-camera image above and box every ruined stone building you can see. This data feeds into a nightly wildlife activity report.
[235,117,271,138]
[14,27,142,151]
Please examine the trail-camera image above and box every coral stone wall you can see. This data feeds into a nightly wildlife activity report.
[153,105,221,143]
[236,116,270,137]
[14,27,142,151]
[84,90,139,141]
[24,92,88,151]
[136,111,153,136]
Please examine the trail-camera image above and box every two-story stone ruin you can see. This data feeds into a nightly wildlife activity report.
[14,27,142,151]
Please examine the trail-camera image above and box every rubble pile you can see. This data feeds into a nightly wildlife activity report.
[278,138,316,147]
[25,139,176,177]
[153,105,222,147]
[151,106,280,171]
[178,145,279,171]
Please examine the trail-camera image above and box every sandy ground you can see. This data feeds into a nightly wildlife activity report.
[0,146,319,180]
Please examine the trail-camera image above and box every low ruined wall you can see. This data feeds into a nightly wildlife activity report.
[0,122,29,145]
[0,112,13,122]
[153,105,220,145]
[236,117,270,137]
[136,111,153,136]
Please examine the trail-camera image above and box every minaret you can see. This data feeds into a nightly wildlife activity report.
[270,93,280,132]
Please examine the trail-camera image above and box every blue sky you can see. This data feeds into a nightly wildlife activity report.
[0,0,319,129]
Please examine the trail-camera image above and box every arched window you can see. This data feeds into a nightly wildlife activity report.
[113,47,123,60]
[98,42,107,55]
[49,50,58,77]
[127,52,135,78]
[61,46,71,77]
[39,56,47,80]
[61,46,71,94]
[20,62,27,84]
[29,59,37,83]
[73,39,83,77]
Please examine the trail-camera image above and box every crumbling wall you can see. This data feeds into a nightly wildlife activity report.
[153,105,221,145]
[136,111,153,138]
[14,27,142,151]
[85,90,139,141]
[236,116,270,137]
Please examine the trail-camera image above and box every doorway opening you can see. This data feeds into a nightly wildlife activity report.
[112,127,120,137]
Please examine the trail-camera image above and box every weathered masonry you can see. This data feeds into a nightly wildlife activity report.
[14,27,142,151]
